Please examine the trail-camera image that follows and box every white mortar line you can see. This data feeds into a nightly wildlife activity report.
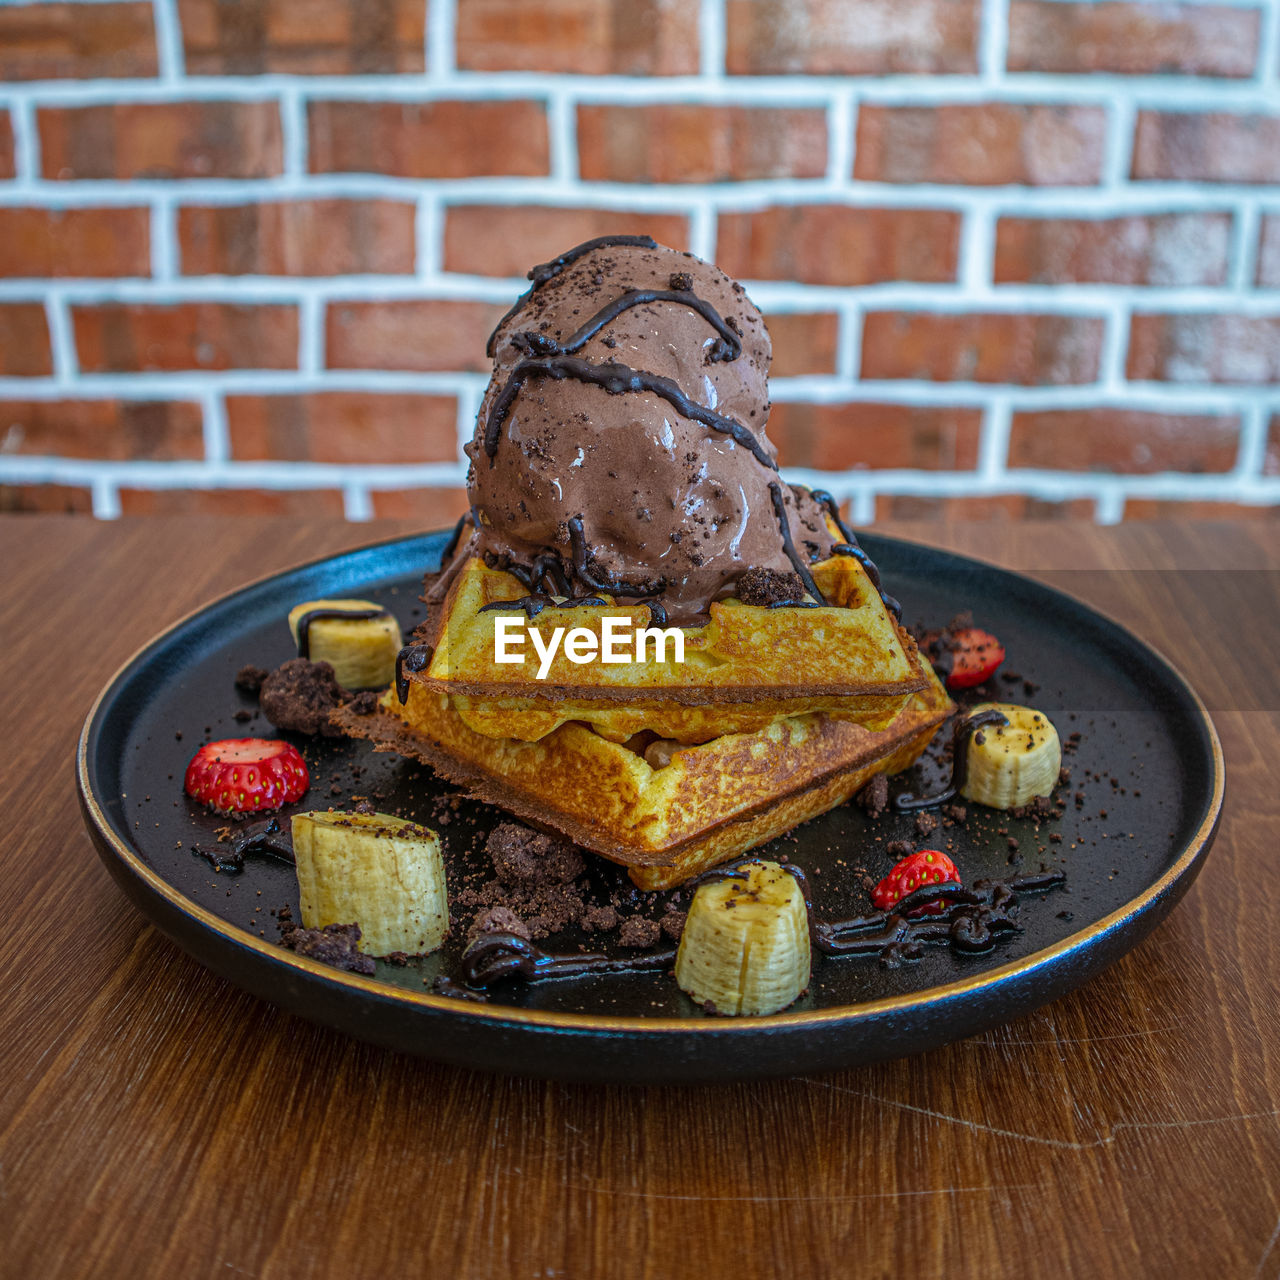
[201,389,230,464]
[43,292,77,383]
[546,89,577,183]
[1104,97,1137,189]
[1233,199,1262,290]
[980,0,1010,84]
[1100,301,1132,391]
[1232,400,1271,479]
[298,294,324,374]
[1095,490,1125,524]
[8,97,39,183]
[1257,0,1280,90]
[828,88,855,187]
[149,195,177,279]
[151,0,185,82]
[91,473,120,519]
[836,302,862,383]
[977,396,1012,481]
[699,0,727,78]
[343,483,373,521]
[688,203,717,262]
[427,0,457,79]
[8,72,1280,106]
[960,204,996,291]
[414,194,443,280]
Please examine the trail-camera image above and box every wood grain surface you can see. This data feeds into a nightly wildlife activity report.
[2,517,1277,1280]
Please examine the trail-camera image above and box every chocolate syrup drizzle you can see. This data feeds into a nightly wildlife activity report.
[478,594,607,619]
[483,356,777,471]
[395,643,433,704]
[193,816,294,873]
[894,708,1010,811]
[811,489,902,620]
[294,606,390,660]
[567,514,667,597]
[768,482,827,605]
[485,234,659,356]
[512,287,742,365]
[457,855,1065,990]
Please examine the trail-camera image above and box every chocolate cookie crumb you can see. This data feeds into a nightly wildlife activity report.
[488,822,584,887]
[279,922,375,975]
[737,567,806,607]
[583,904,619,932]
[469,905,530,940]
[618,917,662,949]
[660,906,687,941]
[235,665,269,694]
[914,812,939,838]
[886,839,914,858]
[855,773,890,818]
[349,690,379,716]
[260,658,351,737]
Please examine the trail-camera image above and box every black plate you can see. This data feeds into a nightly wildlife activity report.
[77,531,1223,1083]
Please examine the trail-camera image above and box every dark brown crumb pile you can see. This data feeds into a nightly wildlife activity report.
[455,823,592,939]
[737,567,805,607]
[259,658,353,737]
[280,921,375,975]
[855,773,890,818]
[618,917,661,949]
[235,665,269,693]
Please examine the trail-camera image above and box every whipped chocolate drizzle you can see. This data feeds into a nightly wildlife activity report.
[895,707,1010,811]
[768,482,826,605]
[294,605,390,660]
[483,356,777,472]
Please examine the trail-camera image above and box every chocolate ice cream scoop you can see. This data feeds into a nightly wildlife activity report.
[452,236,840,623]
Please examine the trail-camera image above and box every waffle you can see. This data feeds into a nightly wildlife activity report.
[333,668,953,890]
[415,552,927,743]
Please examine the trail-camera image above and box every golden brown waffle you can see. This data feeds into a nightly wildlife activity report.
[414,553,927,743]
[333,669,953,890]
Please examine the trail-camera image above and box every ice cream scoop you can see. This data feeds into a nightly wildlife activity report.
[451,235,838,624]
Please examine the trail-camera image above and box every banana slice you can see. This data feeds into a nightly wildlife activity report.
[287,598,403,690]
[291,811,448,957]
[960,702,1061,810]
[675,860,810,1016]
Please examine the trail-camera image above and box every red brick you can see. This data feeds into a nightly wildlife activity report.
[0,2,156,80]
[456,0,699,74]
[1128,314,1280,383]
[717,206,960,286]
[179,0,424,74]
[0,113,14,180]
[1133,112,1280,183]
[1266,415,1280,476]
[994,213,1231,286]
[327,300,508,373]
[369,487,472,521]
[0,305,52,377]
[1123,498,1278,520]
[856,104,1107,186]
[765,313,840,377]
[725,0,979,74]
[766,402,982,470]
[179,200,415,276]
[1254,214,1280,286]
[0,483,93,514]
[73,303,298,374]
[1009,409,1239,473]
[309,101,549,178]
[0,399,203,459]
[227,393,458,464]
[862,313,1105,384]
[576,105,827,184]
[119,486,346,516]
[443,207,690,277]
[1008,2,1259,76]
[39,102,282,181]
[0,208,150,279]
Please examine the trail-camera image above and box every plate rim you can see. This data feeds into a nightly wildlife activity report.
[77,529,1226,1037]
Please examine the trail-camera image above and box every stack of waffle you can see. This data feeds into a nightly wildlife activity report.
[337,237,952,889]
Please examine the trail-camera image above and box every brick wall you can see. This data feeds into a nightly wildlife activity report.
[0,0,1277,523]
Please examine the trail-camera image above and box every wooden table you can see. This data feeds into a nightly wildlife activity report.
[3,517,1277,1279]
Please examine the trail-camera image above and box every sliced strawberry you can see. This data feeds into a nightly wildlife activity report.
[946,627,1005,690]
[872,850,961,916]
[184,738,309,815]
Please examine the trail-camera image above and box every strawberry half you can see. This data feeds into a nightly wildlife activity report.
[184,738,309,815]
[946,627,1005,690]
[872,850,961,916]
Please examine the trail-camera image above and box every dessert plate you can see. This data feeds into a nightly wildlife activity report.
[77,531,1223,1083]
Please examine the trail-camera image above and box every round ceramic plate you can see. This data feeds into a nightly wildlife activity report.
[77,531,1223,1083]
